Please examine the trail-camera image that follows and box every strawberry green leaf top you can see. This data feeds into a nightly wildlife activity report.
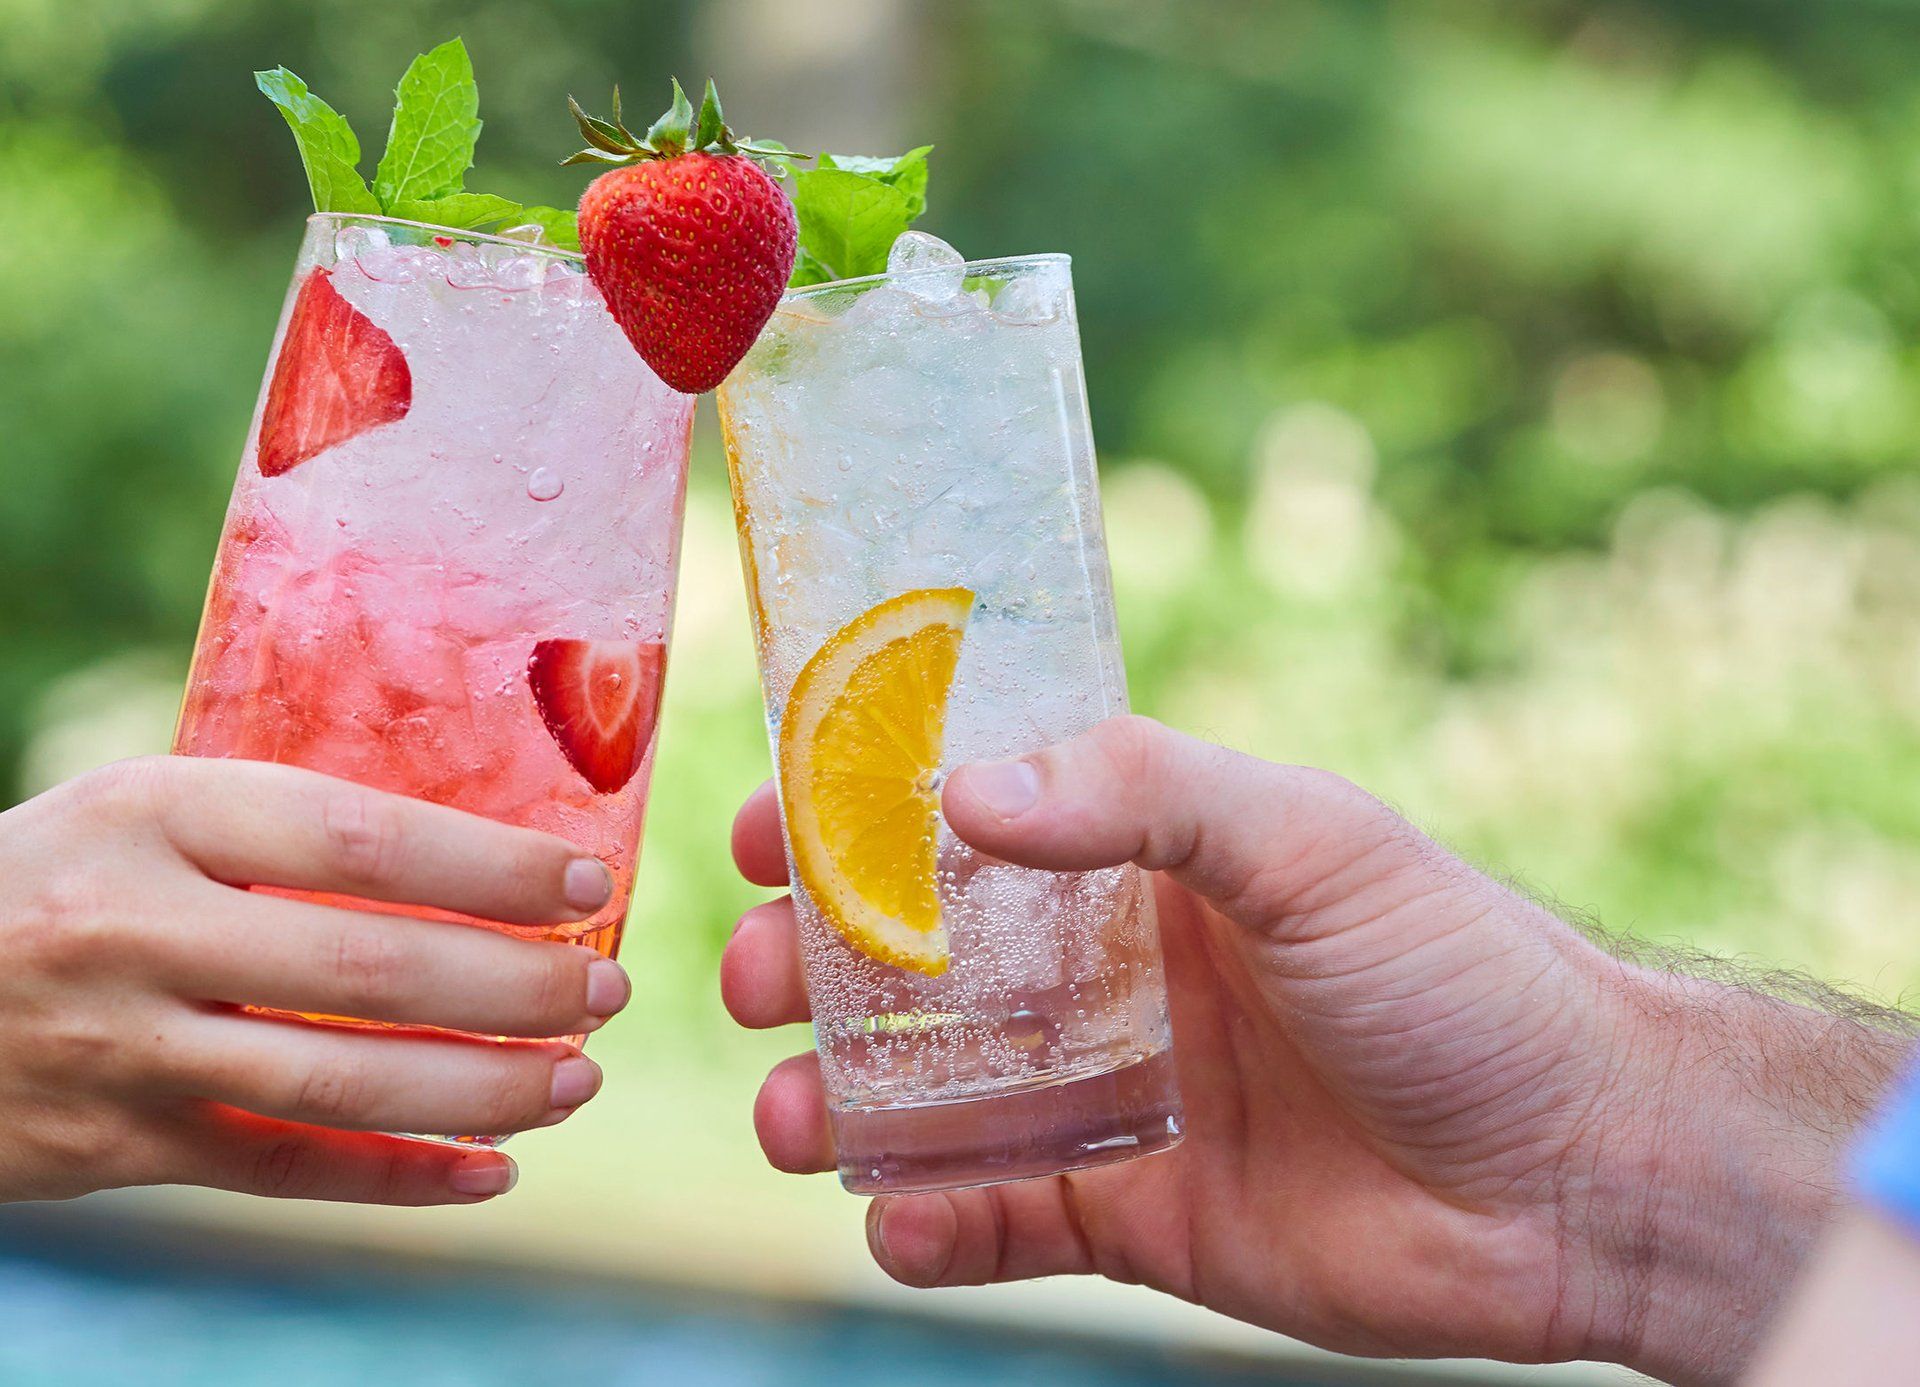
[256,38,577,250]
[562,78,788,166]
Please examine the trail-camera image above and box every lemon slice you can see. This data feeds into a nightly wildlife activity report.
[779,587,974,976]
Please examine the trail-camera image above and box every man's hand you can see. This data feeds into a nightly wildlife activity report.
[0,756,631,1206]
[724,715,1910,1385]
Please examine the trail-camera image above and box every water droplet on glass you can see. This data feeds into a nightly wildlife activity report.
[527,467,565,501]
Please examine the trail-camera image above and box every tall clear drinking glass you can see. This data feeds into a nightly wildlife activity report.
[717,254,1182,1193]
[174,215,694,1140]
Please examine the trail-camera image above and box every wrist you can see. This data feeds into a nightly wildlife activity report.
[1562,960,1908,1385]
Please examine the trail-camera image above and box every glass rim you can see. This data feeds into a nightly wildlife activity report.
[779,251,1071,303]
[307,211,586,264]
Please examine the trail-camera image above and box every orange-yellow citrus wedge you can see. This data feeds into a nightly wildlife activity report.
[778,587,973,976]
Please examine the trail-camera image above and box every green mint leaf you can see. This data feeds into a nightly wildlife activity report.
[387,192,522,231]
[515,205,581,252]
[374,38,482,209]
[255,67,380,215]
[694,79,725,149]
[645,79,695,154]
[818,146,931,220]
[787,246,834,288]
[790,167,915,281]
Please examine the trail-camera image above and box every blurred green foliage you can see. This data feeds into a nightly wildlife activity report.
[5,0,1920,1047]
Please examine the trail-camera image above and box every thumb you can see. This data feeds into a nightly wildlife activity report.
[941,714,1414,930]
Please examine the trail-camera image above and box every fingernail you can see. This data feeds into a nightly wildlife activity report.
[964,760,1039,818]
[449,1158,517,1197]
[872,1195,953,1286]
[586,959,630,1019]
[550,1056,602,1110]
[564,858,613,912]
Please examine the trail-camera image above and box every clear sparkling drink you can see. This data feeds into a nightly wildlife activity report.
[717,252,1182,1193]
[175,215,693,1136]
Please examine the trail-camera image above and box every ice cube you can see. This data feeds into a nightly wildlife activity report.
[442,243,492,290]
[333,223,392,268]
[888,230,965,301]
[989,270,1066,326]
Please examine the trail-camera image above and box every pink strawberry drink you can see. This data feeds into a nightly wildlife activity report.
[176,215,692,1057]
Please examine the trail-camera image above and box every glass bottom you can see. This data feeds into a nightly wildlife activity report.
[832,1047,1183,1195]
[411,1131,509,1149]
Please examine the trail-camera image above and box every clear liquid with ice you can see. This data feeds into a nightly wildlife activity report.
[717,254,1180,1187]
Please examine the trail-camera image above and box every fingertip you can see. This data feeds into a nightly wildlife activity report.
[941,759,1043,855]
[753,1054,834,1174]
[585,957,631,1022]
[869,1193,958,1287]
[448,1153,518,1200]
[731,781,791,887]
[562,857,613,914]
[721,898,808,1029]
[947,760,1040,823]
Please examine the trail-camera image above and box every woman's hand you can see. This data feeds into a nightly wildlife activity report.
[0,756,631,1206]
[724,715,1908,1386]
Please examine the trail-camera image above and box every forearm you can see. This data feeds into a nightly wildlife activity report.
[1576,961,1913,1385]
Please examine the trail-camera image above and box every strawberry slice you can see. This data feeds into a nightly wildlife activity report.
[527,640,666,794]
[256,267,412,477]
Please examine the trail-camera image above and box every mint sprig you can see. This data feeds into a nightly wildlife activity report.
[257,38,580,251]
[374,38,482,208]
[784,147,933,285]
[254,68,381,217]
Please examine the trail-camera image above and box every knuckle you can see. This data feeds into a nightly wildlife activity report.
[18,872,126,976]
[17,1108,128,1198]
[374,1144,418,1200]
[329,928,407,1017]
[478,1056,551,1132]
[290,1058,368,1123]
[253,1137,322,1196]
[527,952,585,1031]
[322,789,408,888]
[22,1010,126,1094]
[1093,714,1167,782]
[77,756,177,819]
[41,1012,121,1078]
[1296,765,1400,837]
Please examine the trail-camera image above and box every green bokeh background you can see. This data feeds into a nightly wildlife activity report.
[3,0,1919,1360]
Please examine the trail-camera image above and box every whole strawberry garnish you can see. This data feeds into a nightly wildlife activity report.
[566,80,796,393]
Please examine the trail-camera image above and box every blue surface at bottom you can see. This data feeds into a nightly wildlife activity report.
[0,1215,1327,1387]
